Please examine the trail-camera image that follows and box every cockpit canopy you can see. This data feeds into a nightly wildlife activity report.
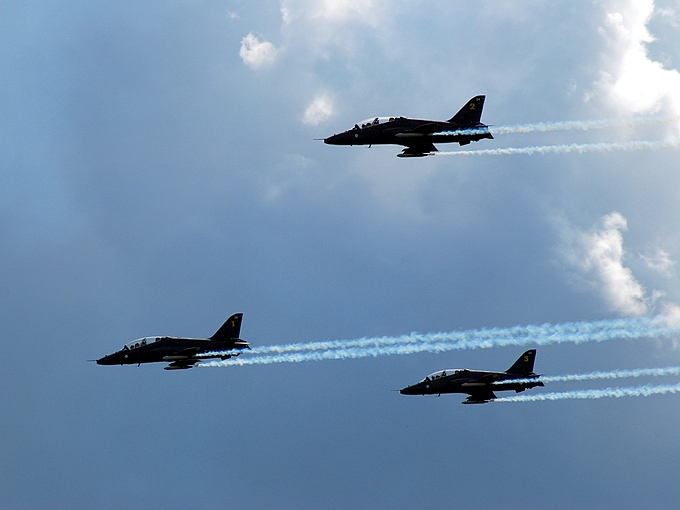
[123,337,163,350]
[354,116,399,129]
[421,369,465,382]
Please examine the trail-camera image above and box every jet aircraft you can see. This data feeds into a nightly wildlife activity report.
[323,95,493,158]
[96,313,249,370]
[400,349,544,404]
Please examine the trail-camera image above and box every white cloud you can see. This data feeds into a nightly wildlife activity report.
[239,33,278,70]
[583,212,648,315]
[302,94,335,125]
[595,0,680,136]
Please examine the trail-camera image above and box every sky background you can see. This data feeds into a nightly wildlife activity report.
[2,0,680,508]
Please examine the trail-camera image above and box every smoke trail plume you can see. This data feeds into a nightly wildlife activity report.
[434,139,679,157]
[431,115,679,138]
[495,366,680,386]
[491,116,679,135]
[198,316,680,368]
[494,382,680,402]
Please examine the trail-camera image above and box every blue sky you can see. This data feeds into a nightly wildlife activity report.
[2,0,680,508]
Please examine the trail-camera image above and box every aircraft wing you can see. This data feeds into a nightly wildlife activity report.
[406,123,440,135]
[163,347,202,359]
[475,373,497,383]
[162,347,202,370]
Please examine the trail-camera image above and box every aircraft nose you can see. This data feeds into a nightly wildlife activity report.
[96,353,120,365]
[324,131,357,145]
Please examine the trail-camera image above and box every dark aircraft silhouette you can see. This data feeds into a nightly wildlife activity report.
[96,313,249,370]
[323,95,493,157]
[400,349,544,404]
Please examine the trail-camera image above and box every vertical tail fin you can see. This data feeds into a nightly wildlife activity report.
[448,95,486,125]
[506,349,537,374]
[210,313,243,341]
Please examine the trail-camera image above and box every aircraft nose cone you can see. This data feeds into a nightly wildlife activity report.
[96,352,123,365]
[324,131,358,145]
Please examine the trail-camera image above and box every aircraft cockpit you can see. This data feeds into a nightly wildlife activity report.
[353,117,399,129]
[421,369,465,382]
[123,337,162,350]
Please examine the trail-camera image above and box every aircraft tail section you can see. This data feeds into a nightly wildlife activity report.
[506,349,537,375]
[449,95,486,125]
[210,313,243,341]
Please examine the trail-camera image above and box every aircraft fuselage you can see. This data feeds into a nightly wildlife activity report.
[400,369,543,397]
[324,117,492,148]
[96,337,249,366]
[400,349,544,403]
[323,95,493,157]
[96,313,249,370]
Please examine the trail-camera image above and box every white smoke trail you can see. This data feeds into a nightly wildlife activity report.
[197,317,680,368]
[494,382,680,402]
[430,115,679,138]
[494,366,680,386]
[204,317,669,356]
[434,139,679,157]
[491,115,679,135]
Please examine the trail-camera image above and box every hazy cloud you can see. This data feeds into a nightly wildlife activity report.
[281,0,386,26]
[655,5,680,28]
[302,94,335,125]
[239,32,278,69]
[640,248,676,275]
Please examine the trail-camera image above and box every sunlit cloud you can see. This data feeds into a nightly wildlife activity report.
[560,212,648,316]
[595,0,680,137]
